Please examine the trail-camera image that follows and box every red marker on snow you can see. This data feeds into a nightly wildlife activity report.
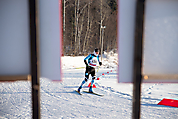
[158,98,178,108]
[97,78,100,80]
[88,82,96,88]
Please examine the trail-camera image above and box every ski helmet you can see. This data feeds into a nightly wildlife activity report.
[94,48,99,56]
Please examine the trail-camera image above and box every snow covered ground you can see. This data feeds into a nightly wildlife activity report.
[0,55,178,119]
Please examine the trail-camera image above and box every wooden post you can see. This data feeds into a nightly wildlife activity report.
[132,0,145,119]
[29,0,41,118]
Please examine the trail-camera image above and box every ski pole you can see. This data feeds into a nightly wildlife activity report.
[97,66,100,73]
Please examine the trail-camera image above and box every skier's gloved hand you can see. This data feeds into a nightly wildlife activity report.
[99,62,102,66]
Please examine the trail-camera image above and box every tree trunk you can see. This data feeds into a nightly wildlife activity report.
[83,2,90,54]
[74,0,79,55]
[100,0,103,47]
[78,9,85,54]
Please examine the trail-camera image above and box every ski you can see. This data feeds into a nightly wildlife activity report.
[75,90,82,95]
[83,91,104,96]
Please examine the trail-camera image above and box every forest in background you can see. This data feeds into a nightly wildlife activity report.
[63,0,117,56]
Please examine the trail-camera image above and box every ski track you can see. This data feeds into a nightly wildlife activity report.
[0,81,31,119]
[0,68,178,118]
[40,77,132,118]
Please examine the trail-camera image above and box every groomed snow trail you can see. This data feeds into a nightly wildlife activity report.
[0,68,178,118]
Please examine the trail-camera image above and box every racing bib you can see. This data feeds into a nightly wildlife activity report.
[89,57,98,66]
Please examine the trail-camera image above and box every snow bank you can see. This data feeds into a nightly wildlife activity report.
[62,52,118,69]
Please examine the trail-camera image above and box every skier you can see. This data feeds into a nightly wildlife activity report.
[77,48,102,93]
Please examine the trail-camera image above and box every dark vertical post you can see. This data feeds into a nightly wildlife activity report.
[132,0,145,119]
[29,0,40,119]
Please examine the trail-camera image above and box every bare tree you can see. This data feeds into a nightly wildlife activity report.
[83,0,92,54]
[64,0,117,56]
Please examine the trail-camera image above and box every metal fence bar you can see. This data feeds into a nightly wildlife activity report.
[132,0,145,119]
[29,0,41,118]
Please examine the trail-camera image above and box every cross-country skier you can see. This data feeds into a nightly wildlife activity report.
[77,48,102,93]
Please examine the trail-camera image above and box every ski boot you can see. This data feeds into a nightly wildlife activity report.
[78,86,82,93]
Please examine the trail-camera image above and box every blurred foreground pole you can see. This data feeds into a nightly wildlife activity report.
[132,0,145,119]
[29,0,41,119]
